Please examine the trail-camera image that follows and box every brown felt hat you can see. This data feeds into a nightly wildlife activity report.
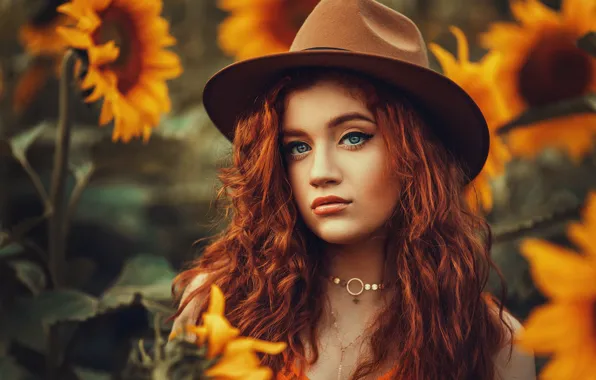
[203,0,489,182]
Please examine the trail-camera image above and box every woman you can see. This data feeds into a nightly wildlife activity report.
[171,0,536,379]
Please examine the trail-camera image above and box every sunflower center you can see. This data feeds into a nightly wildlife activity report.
[518,30,593,108]
[92,5,142,95]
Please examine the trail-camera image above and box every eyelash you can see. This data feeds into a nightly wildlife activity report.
[283,131,374,160]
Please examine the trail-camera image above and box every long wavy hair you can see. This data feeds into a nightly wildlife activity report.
[172,68,512,380]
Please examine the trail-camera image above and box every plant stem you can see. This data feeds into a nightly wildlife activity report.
[20,159,51,212]
[48,49,76,290]
[63,164,95,240]
[46,49,77,380]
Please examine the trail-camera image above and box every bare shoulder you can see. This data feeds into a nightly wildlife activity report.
[490,305,537,380]
[170,272,211,340]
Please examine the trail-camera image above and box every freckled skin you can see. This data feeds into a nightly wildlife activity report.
[282,80,401,245]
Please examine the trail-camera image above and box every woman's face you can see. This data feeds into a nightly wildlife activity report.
[281,80,401,245]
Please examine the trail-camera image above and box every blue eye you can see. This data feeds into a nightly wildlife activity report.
[287,142,311,156]
[341,132,373,146]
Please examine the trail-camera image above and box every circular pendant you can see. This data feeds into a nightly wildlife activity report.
[346,278,364,296]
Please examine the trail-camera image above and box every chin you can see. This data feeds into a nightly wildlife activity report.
[310,221,378,245]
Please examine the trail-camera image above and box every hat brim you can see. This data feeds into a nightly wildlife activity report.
[203,49,489,182]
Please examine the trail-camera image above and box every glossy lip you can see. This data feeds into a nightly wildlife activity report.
[312,202,350,216]
[311,195,351,209]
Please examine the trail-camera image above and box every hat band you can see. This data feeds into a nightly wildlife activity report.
[302,47,351,52]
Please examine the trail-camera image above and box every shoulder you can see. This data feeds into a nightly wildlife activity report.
[491,305,537,380]
[170,272,211,341]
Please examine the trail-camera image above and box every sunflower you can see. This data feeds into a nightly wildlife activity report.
[56,0,182,142]
[170,284,287,380]
[15,0,71,113]
[480,0,596,161]
[517,191,596,379]
[217,0,320,60]
[430,27,512,211]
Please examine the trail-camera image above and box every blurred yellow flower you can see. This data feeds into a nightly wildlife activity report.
[480,0,596,161]
[518,191,596,379]
[170,284,287,380]
[217,0,320,60]
[430,27,512,212]
[56,0,182,142]
[15,1,71,114]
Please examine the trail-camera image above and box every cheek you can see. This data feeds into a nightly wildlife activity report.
[361,167,400,207]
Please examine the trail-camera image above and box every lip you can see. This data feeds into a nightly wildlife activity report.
[312,202,350,216]
[311,195,351,209]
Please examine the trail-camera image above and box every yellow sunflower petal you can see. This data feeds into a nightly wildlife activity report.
[138,18,176,46]
[520,238,596,299]
[226,337,287,355]
[138,77,169,108]
[126,88,161,126]
[428,43,458,78]
[203,314,240,358]
[205,337,285,379]
[568,223,596,260]
[142,126,153,143]
[88,0,112,12]
[241,368,274,380]
[207,284,225,316]
[540,347,596,380]
[88,42,120,66]
[448,26,469,63]
[57,27,93,48]
[144,50,183,78]
[76,13,101,33]
[581,192,596,230]
[80,68,108,92]
[84,83,105,103]
[217,0,273,11]
[205,350,262,378]
[99,99,114,125]
[516,302,594,354]
[57,3,86,20]
[511,0,560,26]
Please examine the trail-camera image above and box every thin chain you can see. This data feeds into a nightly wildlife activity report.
[330,310,366,380]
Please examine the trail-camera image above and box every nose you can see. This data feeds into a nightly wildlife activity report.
[309,146,342,187]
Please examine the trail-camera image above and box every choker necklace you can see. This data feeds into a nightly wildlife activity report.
[328,275,386,304]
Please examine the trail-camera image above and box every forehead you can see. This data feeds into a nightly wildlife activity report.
[281,80,370,129]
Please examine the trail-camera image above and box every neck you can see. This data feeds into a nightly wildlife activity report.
[322,232,395,306]
[325,236,387,283]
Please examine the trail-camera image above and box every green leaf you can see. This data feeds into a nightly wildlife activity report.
[0,242,24,259]
[0,290,99,351]
[577,31,596,57]
[73,367,111,380]
[497,93,596,135]
[100,255,176,311]
[10,123,49,163]
[8,260,46,296]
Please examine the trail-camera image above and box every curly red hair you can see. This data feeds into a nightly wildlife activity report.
[171,68,512,380]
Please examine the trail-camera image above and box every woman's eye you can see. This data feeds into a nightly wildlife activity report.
[287,142,310,155]
[341,132,373,146]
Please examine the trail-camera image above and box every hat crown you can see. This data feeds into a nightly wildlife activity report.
[290,0,429,67]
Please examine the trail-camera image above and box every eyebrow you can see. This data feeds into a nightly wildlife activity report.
[282,112,376,138]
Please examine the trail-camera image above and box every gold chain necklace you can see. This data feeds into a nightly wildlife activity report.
[328,275,386,304]
[330,309,366,380]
